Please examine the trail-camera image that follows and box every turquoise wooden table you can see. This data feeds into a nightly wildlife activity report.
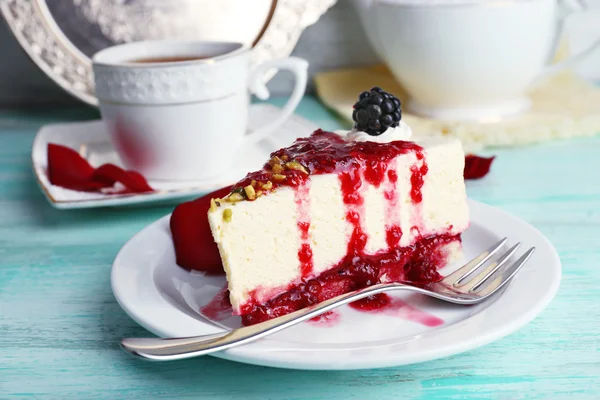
[1,96,599,399]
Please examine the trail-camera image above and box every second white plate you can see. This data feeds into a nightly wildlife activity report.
[111,199,561,370]
[32,104,318,209]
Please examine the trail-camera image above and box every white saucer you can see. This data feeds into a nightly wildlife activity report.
[111,199,561,370]
[32,104,318,209]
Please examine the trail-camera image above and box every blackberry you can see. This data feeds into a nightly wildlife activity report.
[352,87,402,136]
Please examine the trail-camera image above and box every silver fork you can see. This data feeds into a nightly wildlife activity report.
[121,238,534,361]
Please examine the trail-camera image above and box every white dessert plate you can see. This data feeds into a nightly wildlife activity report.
[111,199,561,370]
[32,104,318,209]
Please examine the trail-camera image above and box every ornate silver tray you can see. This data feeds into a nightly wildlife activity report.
[1,0,336,106]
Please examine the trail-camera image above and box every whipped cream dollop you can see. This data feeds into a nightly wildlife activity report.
[335,121,413,144]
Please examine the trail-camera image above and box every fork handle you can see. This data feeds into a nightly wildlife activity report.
[121,282,407,361]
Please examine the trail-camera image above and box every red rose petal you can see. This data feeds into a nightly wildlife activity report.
[92,164,153,193]
[464,154,495,180]
[47,143,110,191]
[47,143,153,193]
[170,186,233,274]
[121,170,154,193]
[90,166,118,186]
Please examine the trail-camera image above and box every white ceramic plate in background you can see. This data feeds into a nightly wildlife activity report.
[31,104,318,209]
[565,9,600,82]
[1,0,337,105]
[111,199,561,370]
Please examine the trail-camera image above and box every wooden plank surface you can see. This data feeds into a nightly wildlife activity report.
[1,97,599,399]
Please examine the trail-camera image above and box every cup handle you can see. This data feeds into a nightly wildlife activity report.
[244,57,309,144]
[532,0,600,86]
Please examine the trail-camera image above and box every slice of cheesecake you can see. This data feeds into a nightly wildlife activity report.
[208,129,469,325]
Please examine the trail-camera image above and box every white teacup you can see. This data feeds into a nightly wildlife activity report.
[92,40,308,181]
[354,0,600,121]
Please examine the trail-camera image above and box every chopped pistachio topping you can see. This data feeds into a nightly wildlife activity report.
[281,155,289,161]
[268,156,282,166]
[285,161,308,174]
[256,190,263,197]
[261,181,273,190]
[226,192,244,202]
[223,208,232,222]
[272,174,286,182]
[272,164,284,174]
[244,185,256,200]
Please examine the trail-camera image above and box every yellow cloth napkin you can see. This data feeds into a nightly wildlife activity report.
[314,65,600,152]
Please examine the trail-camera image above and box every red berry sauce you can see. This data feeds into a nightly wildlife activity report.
[349,293,392,311]
[307,310,341,327]
[240,233,459,326]
[295,181,313,277]
[234,130,424,195]
[199,286,232,321]
[349,294,443,327]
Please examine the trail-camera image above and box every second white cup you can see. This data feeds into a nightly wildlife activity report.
[355,0,600,121]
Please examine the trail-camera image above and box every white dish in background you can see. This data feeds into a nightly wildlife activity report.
[352,0,600,121]
[111,199,561,370]
[32,104,318,209]
[0,0,336,105]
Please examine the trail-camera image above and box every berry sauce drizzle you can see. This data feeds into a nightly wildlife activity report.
[200,286,232,321]
[308,311,341,327]
[384,159,402,249]
[349,294,443,327]
[410,151,428,203]
[295,181,313,277]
